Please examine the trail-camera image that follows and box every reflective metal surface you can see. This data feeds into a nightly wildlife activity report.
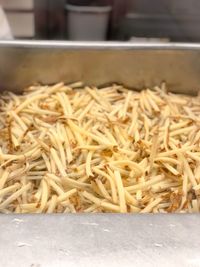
[1,40,200,94]
[0,214,199,267]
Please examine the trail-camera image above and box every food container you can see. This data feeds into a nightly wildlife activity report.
[66,4,112,40]
[0,40,200,267]
[6,12,35,38]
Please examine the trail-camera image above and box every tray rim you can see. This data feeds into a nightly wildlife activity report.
[1,40,200,50]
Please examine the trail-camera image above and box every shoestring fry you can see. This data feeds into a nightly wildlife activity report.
[0,82,200,213]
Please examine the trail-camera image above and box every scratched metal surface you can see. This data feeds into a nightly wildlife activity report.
[0,214,199,267]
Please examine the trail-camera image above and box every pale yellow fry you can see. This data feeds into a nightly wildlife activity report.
[62,176,91,189]
[114,170,127,213]
[57,188,77,202]
[50,148,66,177]
[49,180,64,195]
[93,167,118,204]
[15,94,48,113]
[0,183,31,209]
[140,198,162,213]
[0,183,20,198]
[0,169,9,190]
[124,189,138,206]
[82,191,120,212]
[38,179,49,212]
[95,179,111,200]
[126,175,164,192]
[47,195,58,213]
[86,151,94,177]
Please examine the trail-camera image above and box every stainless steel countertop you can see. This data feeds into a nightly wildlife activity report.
[0,214,199,267]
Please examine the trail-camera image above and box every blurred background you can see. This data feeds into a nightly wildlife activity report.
[0,0,200,42]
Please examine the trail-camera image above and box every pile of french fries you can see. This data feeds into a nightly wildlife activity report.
[0,81,199,213]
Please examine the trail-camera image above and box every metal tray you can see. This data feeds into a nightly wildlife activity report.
[0,40,200,267]
[1,40,200,94]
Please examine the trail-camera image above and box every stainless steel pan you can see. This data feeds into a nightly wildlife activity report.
[0,40,199,267]
[1,40,200,94]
